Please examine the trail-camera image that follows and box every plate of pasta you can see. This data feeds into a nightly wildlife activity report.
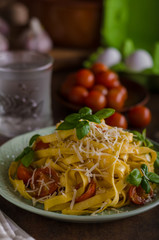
[0,107,159,223]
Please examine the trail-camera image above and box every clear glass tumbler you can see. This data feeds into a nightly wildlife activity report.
[0,51,53,137]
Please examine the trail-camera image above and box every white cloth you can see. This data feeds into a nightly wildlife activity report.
[0,210,35,240]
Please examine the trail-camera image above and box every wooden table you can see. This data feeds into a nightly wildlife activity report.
[0,70,159,240]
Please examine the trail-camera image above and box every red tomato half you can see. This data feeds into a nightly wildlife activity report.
[30,167,59,198]
[84,90,107,112]
[17,164,33,184]
[75,179,96,203]
[105,112,128,129]
[129,185,153,205]
[76,69,95,89]
[34,141,50,151]
[128,106,151,128]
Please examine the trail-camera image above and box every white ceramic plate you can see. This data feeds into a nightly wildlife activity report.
[0,127,159,223]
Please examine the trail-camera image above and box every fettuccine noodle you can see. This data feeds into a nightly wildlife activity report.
[9,120,157,215]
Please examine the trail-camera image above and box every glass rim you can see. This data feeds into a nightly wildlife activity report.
[0,51,53,73]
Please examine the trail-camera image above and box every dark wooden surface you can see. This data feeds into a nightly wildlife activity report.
[0,70,159,240]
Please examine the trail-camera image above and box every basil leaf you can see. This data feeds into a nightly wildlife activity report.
[79,107,92,116]
[57,121,76,130]
[127,169,142,186]
[142,129,146,139]
[131,129,153,148]
[154,152,159,169]
[83,115,101,124]
[29,134,40,146]
[95,108,115,120]
[15,151,25,162]
[141,164,148,175]
[21,150,34,167]
[144,138,153,148]
[15,146,32,162]
[147,172,159,184]
[76,121,90,140]
[65,113,81,123]
[131,130,143,141]
[141,176,150,194]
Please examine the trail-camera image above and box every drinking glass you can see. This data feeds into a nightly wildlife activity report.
[0,51,53,137]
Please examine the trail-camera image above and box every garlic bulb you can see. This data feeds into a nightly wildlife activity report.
[20,18,53,53]
[10,2,29,26]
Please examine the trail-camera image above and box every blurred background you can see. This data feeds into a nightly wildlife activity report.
[0,0,159,139]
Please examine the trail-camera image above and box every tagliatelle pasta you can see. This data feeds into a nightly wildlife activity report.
[9,120,157,215]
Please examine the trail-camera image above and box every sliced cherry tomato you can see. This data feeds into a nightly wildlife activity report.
[105,112,128,129]
[92,84,108,96]
[69,86,88,105]
[75,179,96,203]
[76,69,95,89]
[60,73,76,98]
[129,185,153,205]
[107,87,126,111]
[91,62,108,75]
[34,141,50,151]
[17,164,33,184]
[30,167,59,198]
[95,70,120,89]
[128,105,151,128]
[84,90,107,112]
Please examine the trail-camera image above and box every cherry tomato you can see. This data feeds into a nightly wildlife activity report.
[30,167,59,198]
[84,90,107,112]
[60,73,76,98]
[128,106,151,128]
[91,62,108,75]
[115,85,128,101]
[17,164,33,184]
[107,88,126,111]
[105,112,128,129]
[129,185,153,205]
[34,141,50,151]
[92,84,108,96]
[76,69,95,89]
[75,179,96,203]
[95,70,120,89]
[69,86,88,105]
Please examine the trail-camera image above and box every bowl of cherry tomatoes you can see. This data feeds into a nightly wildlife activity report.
[58,63,151,129]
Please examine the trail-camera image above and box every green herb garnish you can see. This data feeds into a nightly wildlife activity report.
[126,169,142,187]
[29,134,40,146]
[57,107,115,140]
[154,152,159,169]
[127,163,159,194]
[131,129,153,148]
[15,134,40,167]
